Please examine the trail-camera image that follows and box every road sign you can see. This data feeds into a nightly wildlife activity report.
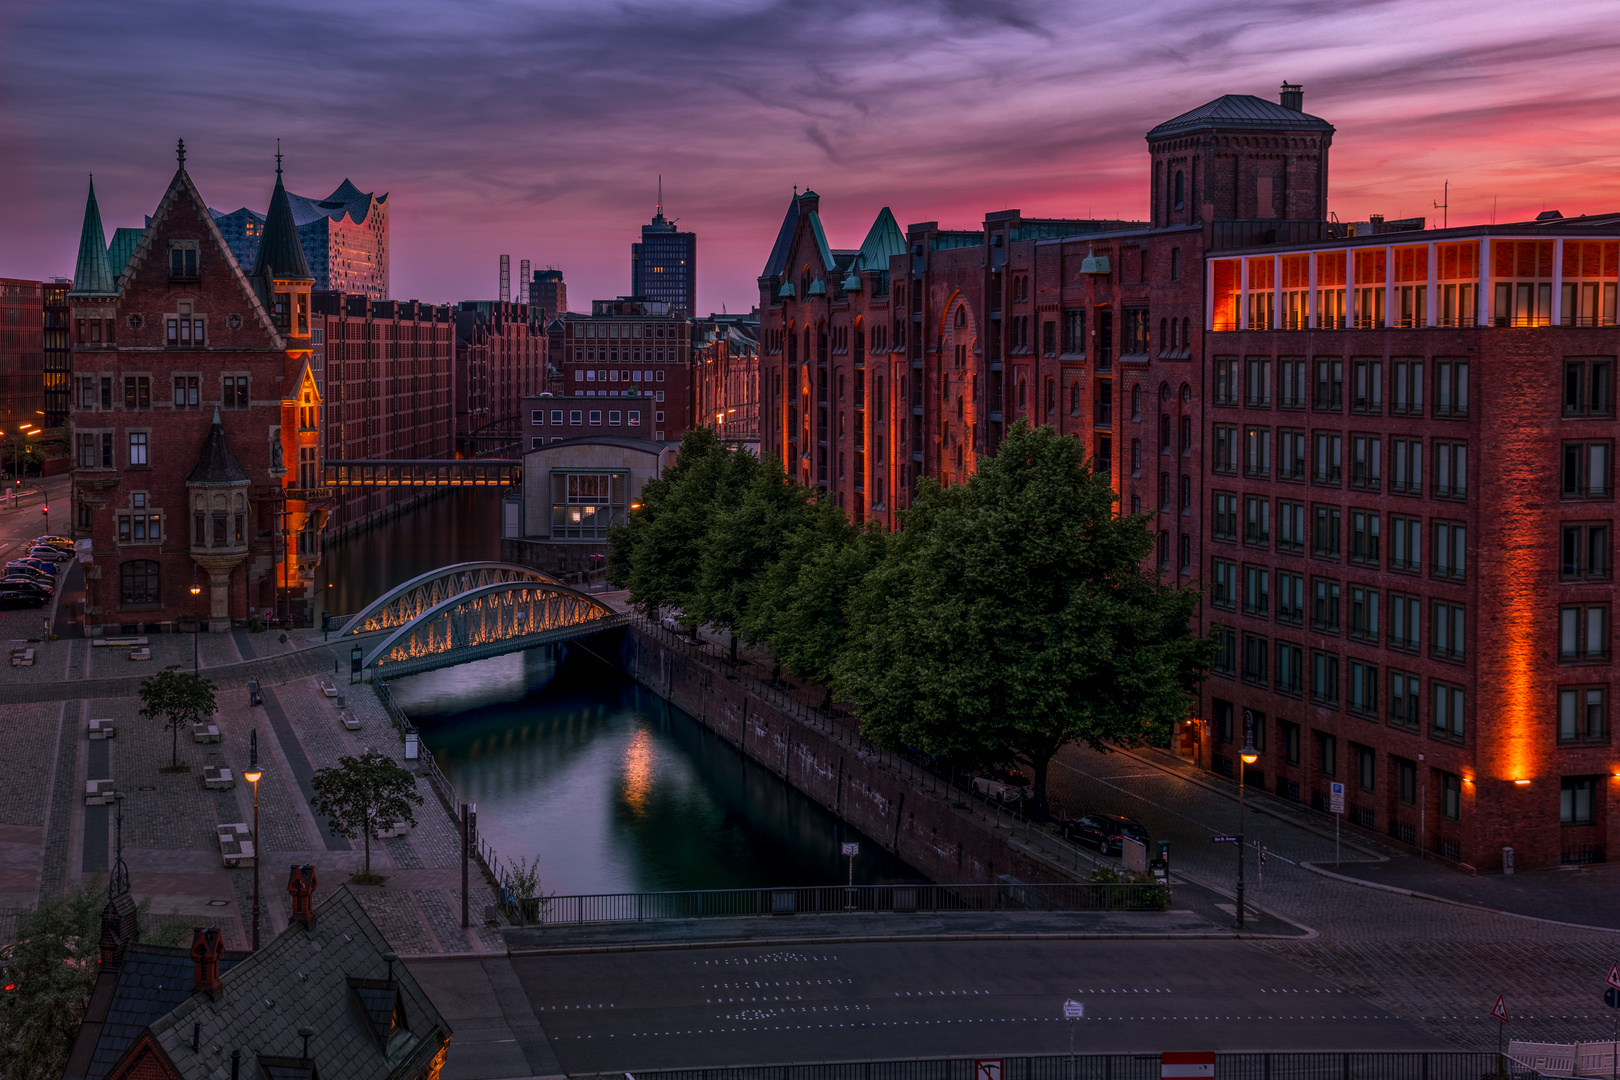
[841,842,859,856]
[1161,1052,1215,1079]
[1604,987,1619,1009]
[1063,999,1084,1019]
[1492,995,1509,1022]
[1211,835,1238,843]
[1608,963,1620,991]
[1330,782,1346,814]
[975,1060,1002,1080]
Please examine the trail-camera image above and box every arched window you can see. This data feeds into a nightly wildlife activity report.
[1131,384,1142,420]
[120,560,160,605]
[1159,382,1171,403]
[955,306,967,328]
[1174,170,1185,211]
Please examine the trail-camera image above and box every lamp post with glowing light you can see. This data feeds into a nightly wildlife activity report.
[1236,734,1259,929]
[243,729,263,950]
[190,572,202,672]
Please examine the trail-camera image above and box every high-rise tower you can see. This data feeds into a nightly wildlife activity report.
[630,178,696,316]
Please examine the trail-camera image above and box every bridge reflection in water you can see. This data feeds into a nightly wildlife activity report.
[393,646,926,895]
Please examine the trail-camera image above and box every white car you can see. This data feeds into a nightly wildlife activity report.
[26,546,71,562]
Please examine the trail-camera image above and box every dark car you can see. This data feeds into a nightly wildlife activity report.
[0,579,53,599]
[1063,813,1150,856]
[3,564,54,585]
[7,558,57,576]
[32,536,73,552]
[0,591,45,610]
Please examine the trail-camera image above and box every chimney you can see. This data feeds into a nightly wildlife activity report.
[189,927,224,997]
[1279,82,1303,112]
[287,864,318,928]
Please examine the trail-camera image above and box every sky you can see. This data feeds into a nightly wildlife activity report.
[4,0,1620,315]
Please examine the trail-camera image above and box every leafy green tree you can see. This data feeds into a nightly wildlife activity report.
[835,422,1213,813]
[137,665,217,769]
[310,752,425,881]
[0,880,100,1079]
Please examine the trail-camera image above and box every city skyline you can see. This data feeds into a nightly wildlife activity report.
[3,0,1619,314]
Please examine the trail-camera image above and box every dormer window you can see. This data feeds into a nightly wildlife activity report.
[169,241,199,280]
[273,292,290,330]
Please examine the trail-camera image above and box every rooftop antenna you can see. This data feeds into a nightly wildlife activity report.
[657,174,662,217]
[275,138,282,179]
[176,139,186,168]
[1433,180,1449,229]
[1491,196,1497,226]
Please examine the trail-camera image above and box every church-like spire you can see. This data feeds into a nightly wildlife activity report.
[251,151,313,283]
[68,175,118,297]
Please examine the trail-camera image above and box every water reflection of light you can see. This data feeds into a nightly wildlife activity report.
[620,726,656,814]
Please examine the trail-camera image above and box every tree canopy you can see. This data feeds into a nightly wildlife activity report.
[137,665,217,769]
[310,752,424,880]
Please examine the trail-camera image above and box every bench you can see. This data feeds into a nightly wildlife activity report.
[10,648,34,667]
[202,765,234,790]
[85,779,114,805]
[320,681,338,698]
[217,822,255,867]
[339,710,361,732]
[129,647,151,662]
[88,719,116,740]
[192,723,221,743]
[92,637,148,648]
[374,819,410,839]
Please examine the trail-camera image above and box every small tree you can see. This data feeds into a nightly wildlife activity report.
[137,665,217,770]
[310,752,424,881]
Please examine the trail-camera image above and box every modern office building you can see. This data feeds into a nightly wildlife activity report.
[212,178,389,299]
[528,268,568,318]
[0,278,46,436]
[631,193,696,316]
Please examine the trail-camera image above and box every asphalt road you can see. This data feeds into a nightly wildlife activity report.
[509,939,1446,1073]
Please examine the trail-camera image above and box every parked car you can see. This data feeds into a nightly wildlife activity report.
[7,558,58,576]
[3,564,54,585]
[0,591,45,610]
[972,768,1031,803]
[32,536,73,552]
[0,579,53,599]
[1063,813,1150,856]
[25,546,69,563]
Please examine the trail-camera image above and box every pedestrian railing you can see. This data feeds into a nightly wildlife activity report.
[586,1052,1519,1080]
[513,880,1167,927]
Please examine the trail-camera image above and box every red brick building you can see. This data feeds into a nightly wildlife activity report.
[693,315,759,445]
[535,298,693,444]
[0,278,46,435]
[68,149,332,632]
[453,299,545,446]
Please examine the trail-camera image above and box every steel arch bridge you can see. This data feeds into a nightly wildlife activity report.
[338,562,563,638]
[361,581,625,676]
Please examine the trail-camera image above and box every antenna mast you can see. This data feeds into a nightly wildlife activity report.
[1433,180,1448,229]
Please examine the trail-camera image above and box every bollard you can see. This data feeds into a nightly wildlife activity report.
[1501,846,1514,875]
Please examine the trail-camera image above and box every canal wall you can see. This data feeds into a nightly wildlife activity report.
[613,622,1078,887]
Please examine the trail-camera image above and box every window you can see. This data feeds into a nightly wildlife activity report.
[1278,430,1306,481]
[1211,559,1237,609]
[1043,320,1058,356]
[1213,491,1238,541]
[1276,572,1304,624]
[1390,593,1421,650]
[1350,586,1379,642]
[123,376,151,410]
[1350,434,1380,489]
[1432,682,1465,741]
[1212,425,1237,473]
[1277,501,1305,553]
[128,432,148,467]
[1278,359,1307,409]
[569,410,582,425]
[1212,624,1236,676]
[1390,671,1421,729]
[1180,474,1191,513]
[629,410,641,427]
[1350,359,1382,413]
[168,242,198,280]
[1245,358,1272,407]
[1356,745,1375,792]
[1558,687,1606,743]
[551,410,563,425]
[1281,720,1301,765]
[1397,757,1417,806]
[1063,309,1086,354]
[1214,358,1238,405]
[1561,523,1610,580]
[223,376,248,409]
[1276,642,1303,694]
[1122,308,1148,354]
[1431,601,1465,660]
[1564,359,1615,417]
[1313,359,1343,411]
[1559,604,1608,661]
[608,410,621,426]
[166,316,205,347]
[1243,564,1270,616]
[1349,661,1378,717]
[1244,427,1270,478]
[173,375,199,408]
[1561,776,1596,825]
[1312,504,1341,559]
[1391,438,1422,493]
[551,471,628,539]
[1391,515,1423,572]
[77,434,97,468]
[1440,771,1461,820]
[1312,431,1342,485]
[1312,577,1341,633]
[1131,439,1141,475]
[1433,442,1467,498]
[1349,510,1380,565]
[1562,442,1612,499]
[1243,495,1270,546]
[1242,633,1269,685]
[1312,651,1340,705]
[1434,360,1469,417]
[1391,359,1423,416]
[1432,521,1466,580]
[119,560,160,605]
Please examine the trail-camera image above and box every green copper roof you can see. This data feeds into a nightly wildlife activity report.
[252,168,314,282]
[857,207,906,272]
[107,228,143,284]
[69,177,118,297]
[806,209,835,274]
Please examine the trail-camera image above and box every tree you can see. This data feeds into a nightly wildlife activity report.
[835,422,1213,814]
[310,752,425,881]
[690,455,805,662]
[137,665,217,769]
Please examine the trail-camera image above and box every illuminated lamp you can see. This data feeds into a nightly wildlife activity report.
[1513,779,1531,786]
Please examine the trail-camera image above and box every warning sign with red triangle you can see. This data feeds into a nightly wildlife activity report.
[1607,963,1620,991]
[1491,995,1509,1022]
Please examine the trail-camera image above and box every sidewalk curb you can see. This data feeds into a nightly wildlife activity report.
[1297,860,1620,934]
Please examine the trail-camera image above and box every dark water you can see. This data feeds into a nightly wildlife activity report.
[316,490,504,618]
[391,645,926,896]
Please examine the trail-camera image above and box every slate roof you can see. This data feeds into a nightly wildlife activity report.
[1147,94,1333,138]
[69,178,118,297]
[253,169,315,282]
[856,207,906,272]
[761,193,802,279]
[187,411,250,486]
[83,946,245,1080]
[145,886,449,1080]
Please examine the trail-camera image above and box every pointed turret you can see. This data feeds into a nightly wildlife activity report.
[252,160,313,284]
[187,408,250,486]
[68,177,118,297]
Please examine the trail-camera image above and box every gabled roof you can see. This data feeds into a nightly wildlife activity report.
[857,207,906,272]
[77,946,245,1080]
[806,209,835,274]
[69,178,118,297]
[254,167,315,282]
[107,228,143,283]
[1147,94,1333,138]
[187,410,250,486]
[761,194,801,279]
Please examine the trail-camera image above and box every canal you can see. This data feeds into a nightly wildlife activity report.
[319,491,924,895]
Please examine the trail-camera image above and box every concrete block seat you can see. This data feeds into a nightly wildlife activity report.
[129,647,151,661]
[217,822,255,867]
[202,765,234,790]
[320,681,338,698]
[92,636,148,648]
[88,718,116,739]
[10,648,34,667]
[339,710,361,732]
[85,778,114,805]
[192,723,221,743]
[374,820,409,839]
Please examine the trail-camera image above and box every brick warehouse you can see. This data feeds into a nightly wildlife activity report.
[757,83,1620,872]
[68,147,332,632]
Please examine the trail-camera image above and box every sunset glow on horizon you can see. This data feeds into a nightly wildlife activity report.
[4,0,1620,314]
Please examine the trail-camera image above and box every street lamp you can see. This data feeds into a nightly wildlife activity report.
[244,728,263,950]
[1236,735,1259,929]
[190,573,202,672]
